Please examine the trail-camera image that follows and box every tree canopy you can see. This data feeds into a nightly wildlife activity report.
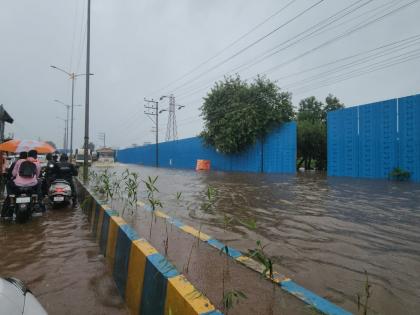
[297,94,344,170]
[200,76,294,154]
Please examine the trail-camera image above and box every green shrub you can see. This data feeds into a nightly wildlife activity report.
[389,167,411,181]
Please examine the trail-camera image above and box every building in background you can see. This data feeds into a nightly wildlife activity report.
[0,105,13,143]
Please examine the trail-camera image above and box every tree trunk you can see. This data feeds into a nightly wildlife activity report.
[297,158,305,169]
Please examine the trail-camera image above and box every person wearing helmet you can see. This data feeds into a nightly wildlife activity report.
[42,153,56,195]
[2,150,45,217]
[53,154,78,204]
[1,152,28,217]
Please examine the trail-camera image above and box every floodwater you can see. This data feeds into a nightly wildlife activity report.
[105,163,420,315]
[0,205,128,315]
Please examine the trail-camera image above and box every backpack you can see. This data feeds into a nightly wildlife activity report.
[18,160,37,178]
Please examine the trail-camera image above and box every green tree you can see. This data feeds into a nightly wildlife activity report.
[297,94,344,170]
[323,94,344,120]
[200,75,294,154]
[297,96,324,122]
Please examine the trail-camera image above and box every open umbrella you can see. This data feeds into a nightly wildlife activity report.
[0,139,55,154]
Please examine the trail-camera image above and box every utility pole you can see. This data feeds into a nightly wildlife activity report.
[159,94,185,142]
[54,99,82,154]
[70,74,75,157]
[144,98,159,167]
[98,132,106,148]
[83,0,91,182]
[56,116,68,152]
[50,69,89,157]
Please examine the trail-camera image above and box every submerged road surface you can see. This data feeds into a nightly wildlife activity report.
[102,163,420,315]
[0,204,128,315]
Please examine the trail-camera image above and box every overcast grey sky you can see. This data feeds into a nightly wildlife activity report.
[1,0,420,149]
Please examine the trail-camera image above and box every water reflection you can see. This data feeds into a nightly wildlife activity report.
[0,206,127,315]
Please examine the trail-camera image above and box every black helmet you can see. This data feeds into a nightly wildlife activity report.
[60,153,69,162]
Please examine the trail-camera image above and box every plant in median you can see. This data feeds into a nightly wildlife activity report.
[219,214,234,313]
[80,195,92,212]
[184,185,217,273]
[248,240,273,279]
[222,289,247,315]
[124,171,141,216]
[99,168,116,202]
[357,270,372,315]
[109,170,127,210]
[201,185,217,213]
[248,239,278,315]
[142,176,162,240]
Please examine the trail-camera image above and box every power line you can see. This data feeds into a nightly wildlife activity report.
[175,0,417,101]
[149,0,298,96]
[292,50,420,94]
[169,0,325,94]
[282,40,420,89]
[274,33,420,81]
[175,46,420,128]
[173,0,376,99]
[176,32,420,103]
[176,0,412,97]
[261,0,420,76]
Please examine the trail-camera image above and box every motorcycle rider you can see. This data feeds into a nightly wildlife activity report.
[1,152,28,217]
[42,153,56,196]
[11,149,45,212]
[52,153,59,163]
[51,154,78,204]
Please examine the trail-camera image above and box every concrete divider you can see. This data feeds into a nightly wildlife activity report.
[77,180,222,315]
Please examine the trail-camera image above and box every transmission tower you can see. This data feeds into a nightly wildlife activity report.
[165,94,177,141]
[159,94,185,142]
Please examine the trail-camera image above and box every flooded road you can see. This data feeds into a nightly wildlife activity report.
[104,163,420,315]
[0,205,128,315]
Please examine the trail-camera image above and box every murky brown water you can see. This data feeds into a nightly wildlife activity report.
[0,205,128,315]
[103,163,420,315]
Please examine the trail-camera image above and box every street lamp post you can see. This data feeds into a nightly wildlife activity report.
[83,0,92,182]
[54,99,82,154]
[56,116,68,151]
[50,66,92,157]
[54,100,69,152]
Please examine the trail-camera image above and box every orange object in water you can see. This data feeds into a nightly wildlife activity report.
[196,159,210,171]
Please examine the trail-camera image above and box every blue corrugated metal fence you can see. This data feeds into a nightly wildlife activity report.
[327,93,420,182]
[117,122,296,174]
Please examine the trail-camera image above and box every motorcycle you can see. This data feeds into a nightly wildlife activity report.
[48,179,72,207]
[7,187,38,223]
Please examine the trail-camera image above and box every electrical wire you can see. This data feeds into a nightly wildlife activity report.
[173,0,378,99]
[149,0,298,96]
[169,0,325,94]
[292,50,420,94]
[281,41,420,89]
[261,0,420,76]
[174,0,415,100]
